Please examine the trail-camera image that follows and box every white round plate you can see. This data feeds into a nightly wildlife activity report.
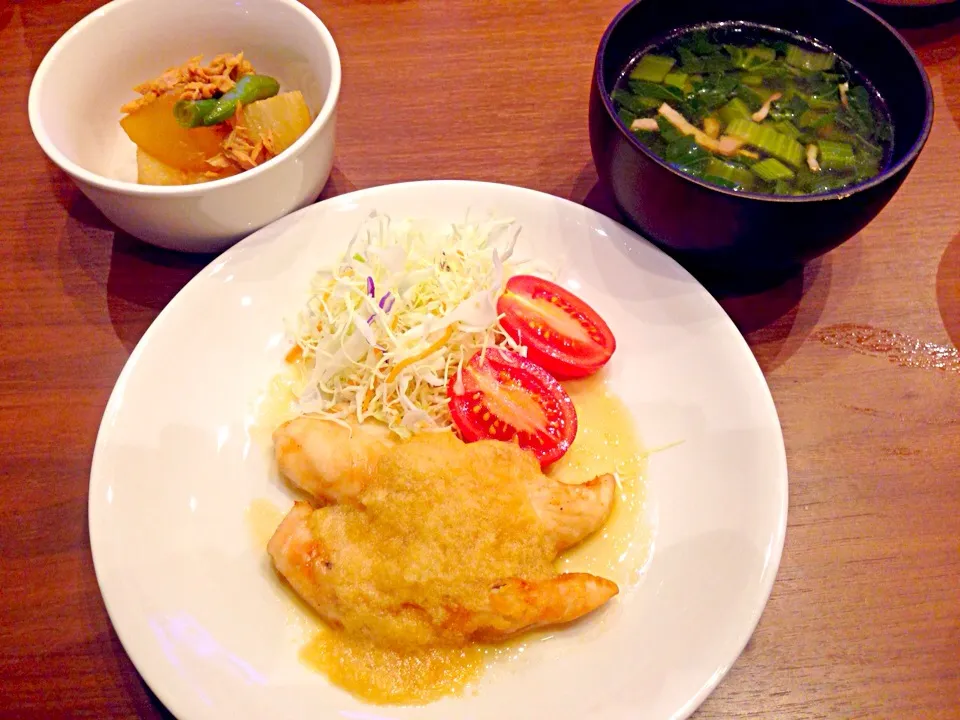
[90,180,788,720]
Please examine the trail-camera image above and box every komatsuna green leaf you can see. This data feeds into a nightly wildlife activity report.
[627,80,685,103]
[665,135,711,173]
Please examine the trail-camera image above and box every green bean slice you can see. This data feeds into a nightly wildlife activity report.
[172,74,281,128]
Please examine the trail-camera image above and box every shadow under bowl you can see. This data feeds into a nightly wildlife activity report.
[589,0,934,288]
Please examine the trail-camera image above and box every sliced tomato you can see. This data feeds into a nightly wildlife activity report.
[496,275,616,379]
[447,347,577,467]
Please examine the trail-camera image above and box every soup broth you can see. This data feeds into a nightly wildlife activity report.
[611,22,894,196]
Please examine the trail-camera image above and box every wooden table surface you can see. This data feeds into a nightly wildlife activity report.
[2,0,959,717]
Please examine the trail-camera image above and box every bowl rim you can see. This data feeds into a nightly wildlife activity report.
[27,0,341,198]
[593,0,935,204]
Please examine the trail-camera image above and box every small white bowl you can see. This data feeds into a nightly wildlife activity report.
[28,0,341,253]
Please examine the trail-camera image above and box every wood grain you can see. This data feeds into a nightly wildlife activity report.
[1,1,958,717]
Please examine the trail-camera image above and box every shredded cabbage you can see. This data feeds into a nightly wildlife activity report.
[287,211,552,438]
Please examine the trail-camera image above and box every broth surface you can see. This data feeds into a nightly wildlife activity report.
[611,22,893,196]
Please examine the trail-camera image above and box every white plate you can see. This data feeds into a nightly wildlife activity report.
[90,180,788,720]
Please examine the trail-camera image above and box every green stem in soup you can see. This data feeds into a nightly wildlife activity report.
[663,71,690,91]
[751,157,796,182]
[785,44,836,72]
[773,120,801,139]
[703,157,755,190]
[630,54,676,83]
[817,139,856,171]
[718,97,752,126]
[724,44,776,71]
[725,117,805,168]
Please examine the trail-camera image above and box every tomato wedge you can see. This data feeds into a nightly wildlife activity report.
[447,347,577,466]
[497,275,616,379]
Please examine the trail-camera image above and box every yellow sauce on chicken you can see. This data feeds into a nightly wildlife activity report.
[305,434,556,648]
[247,371,649,705]
[551,374,651,587]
